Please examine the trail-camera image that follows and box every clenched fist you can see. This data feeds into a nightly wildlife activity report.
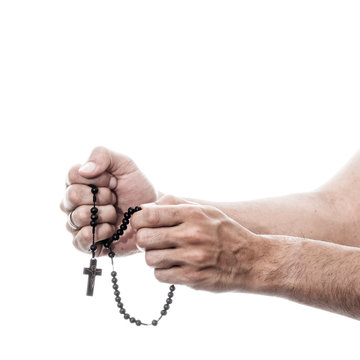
[60,146,159,257]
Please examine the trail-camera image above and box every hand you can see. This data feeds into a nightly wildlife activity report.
[60,146,159,257]
[130,195,277,293]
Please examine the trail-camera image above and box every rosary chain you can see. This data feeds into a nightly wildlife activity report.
[87,184,176,326]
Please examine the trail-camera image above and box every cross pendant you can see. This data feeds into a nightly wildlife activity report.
[83,258,102,296]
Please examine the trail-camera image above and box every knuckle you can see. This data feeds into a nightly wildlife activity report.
[158,194,178,205]
[191,250,208,265]
[77,207,89,225]
[154,269,166,282]
[66,185,81,205]
[146,208,160,225]
[136,228,148,248]
[81,226,92,242]
[145,251,155,266]
[67,164,81,184]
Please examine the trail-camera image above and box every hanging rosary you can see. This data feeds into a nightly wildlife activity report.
[83,184,175,326]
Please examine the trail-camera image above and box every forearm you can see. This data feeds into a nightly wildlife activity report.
[183,191,360,248]
[263,234,360,320]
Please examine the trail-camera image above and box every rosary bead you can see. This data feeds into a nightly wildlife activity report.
[134,206,141,212]
[117,228,124,236]
[90,220,97,227]
[161,310,167,316]
[128,207,135,215]
[120,224,127,231]
[124,212,130,219]
[166,298,172,304]
[112,284,119,290]
[117,302,124,308]
[90,244,97,252]
[124,313,130,319]
[136,320,141,326]
[91,214,98,221]
[130,317,135,323]
[152,320,158,326]
[91,207,98,214]
[91,187,98,194]
[120,308,126,314]
[114,290,120,296]
[112,234,119,241]
[111,278,117,283]
[111,271,117,277]
[103,241,110,248]
[168,292,174,298]
[122,218,129,225]
[170,285,175,291]
[164,304,170,310]
[115,296,121,302]
[108,251,115,258]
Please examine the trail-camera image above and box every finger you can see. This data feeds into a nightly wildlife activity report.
[62,184,116,212]
[70,205,118,229]
[73,223,116,253]
[136,227,180,250]
[145,248,187,268]
[78,146,137,179]
[130,204,189,231]
[66,163,117,189]
[154,265,205,286]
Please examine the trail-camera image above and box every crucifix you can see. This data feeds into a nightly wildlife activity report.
[83,258,102,296]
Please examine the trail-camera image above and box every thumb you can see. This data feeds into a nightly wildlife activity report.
[78,146,137,178]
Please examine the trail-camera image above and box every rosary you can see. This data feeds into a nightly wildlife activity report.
[83,184,175,326]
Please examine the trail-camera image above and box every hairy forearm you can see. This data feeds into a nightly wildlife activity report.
[183,191,360,248]
[263,234,360,320]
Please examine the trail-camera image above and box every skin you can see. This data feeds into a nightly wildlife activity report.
[60,146,360,320]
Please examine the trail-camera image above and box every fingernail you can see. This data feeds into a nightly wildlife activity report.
[109,176,117,189]
[79,161,96,174]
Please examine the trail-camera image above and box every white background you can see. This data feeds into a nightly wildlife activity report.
[0,1,359,359]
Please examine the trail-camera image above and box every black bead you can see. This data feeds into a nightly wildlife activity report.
[91,207,98,214]
[170,285,175,291]
[112,233,119,241]
[115,296,121,302]
[91,187,98,194]
[168,292,174,298]
[166,298,172,304]
[136,320,141,326]
[108,251,115,258]
[103,241,110,248]
[122,218,129,225]
[90,220,97,227]
[119,308,125,314]
[124,313,130,319]
[120,224,127,231]
[161,310,167,316]
[134,206,141,212]
[152,320,158,326]
[111,271,117,277]
[90,244,97,251]
[91,214,98,221]
[128,207,135,215]
[124,212,130,219]
[117,229,124,236]
[114,290,120,296]
[111,278,117,283]
[164,304,170,310]
[112,284,118,290]
[130,317,135,323]
[117,302,124,308]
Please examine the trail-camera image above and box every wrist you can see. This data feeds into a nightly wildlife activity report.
[251,234,301,296]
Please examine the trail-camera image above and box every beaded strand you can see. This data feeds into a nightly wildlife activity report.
[87,184,175,326]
